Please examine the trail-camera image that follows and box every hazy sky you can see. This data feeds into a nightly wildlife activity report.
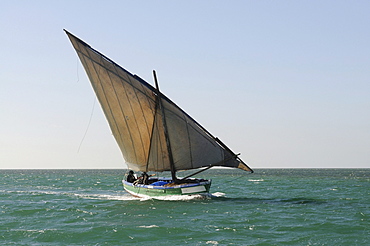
[1,1,369,169]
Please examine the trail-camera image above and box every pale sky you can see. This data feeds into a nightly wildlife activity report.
[1,1,369,169]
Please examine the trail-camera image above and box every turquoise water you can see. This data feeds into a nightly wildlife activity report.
[1,169,369,245]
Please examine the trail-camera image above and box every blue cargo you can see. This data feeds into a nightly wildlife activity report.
[151,181,168,186]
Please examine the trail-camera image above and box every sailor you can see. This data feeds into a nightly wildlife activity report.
[126,170,136,183]
[141,172,149,185]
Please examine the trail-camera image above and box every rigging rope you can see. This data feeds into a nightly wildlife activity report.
[77,98,96,153]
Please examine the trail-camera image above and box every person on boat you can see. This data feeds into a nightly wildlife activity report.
[132,172,155,185]
[141,172,149,185]
[126,170,136,183]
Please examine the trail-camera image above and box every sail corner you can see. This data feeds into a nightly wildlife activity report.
[237,162,254,173]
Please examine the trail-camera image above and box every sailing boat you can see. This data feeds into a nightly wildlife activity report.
[65,30,253,198]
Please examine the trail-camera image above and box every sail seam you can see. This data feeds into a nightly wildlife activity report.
[105,67,142,164]
[110,66,149,165]
[146,105,157,172]
[124,73,154,169]
[184,114,193,169]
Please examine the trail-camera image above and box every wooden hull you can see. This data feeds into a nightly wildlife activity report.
[122,178,212,198]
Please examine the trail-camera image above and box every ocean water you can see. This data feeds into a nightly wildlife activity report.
[0,169,368,245]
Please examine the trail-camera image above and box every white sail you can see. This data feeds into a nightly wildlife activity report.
[65,30,253,173]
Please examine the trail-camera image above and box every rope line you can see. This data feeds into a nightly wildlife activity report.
[78,98,96,153]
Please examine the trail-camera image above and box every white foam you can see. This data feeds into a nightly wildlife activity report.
[145,193,211,201]
[74,193,139,201]
[9,189,139,201]
[137,225,159,228]
[211,192,226,197]
[5,188,216,201]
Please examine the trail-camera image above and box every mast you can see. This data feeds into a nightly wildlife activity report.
[152,70,178,182]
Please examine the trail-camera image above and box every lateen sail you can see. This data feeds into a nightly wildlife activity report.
[65,30,253,173]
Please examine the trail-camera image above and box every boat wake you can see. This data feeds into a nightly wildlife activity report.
[138,192,228,201]
[4,189,230,201]
[3,189,139,201]
[74,193,139,201]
